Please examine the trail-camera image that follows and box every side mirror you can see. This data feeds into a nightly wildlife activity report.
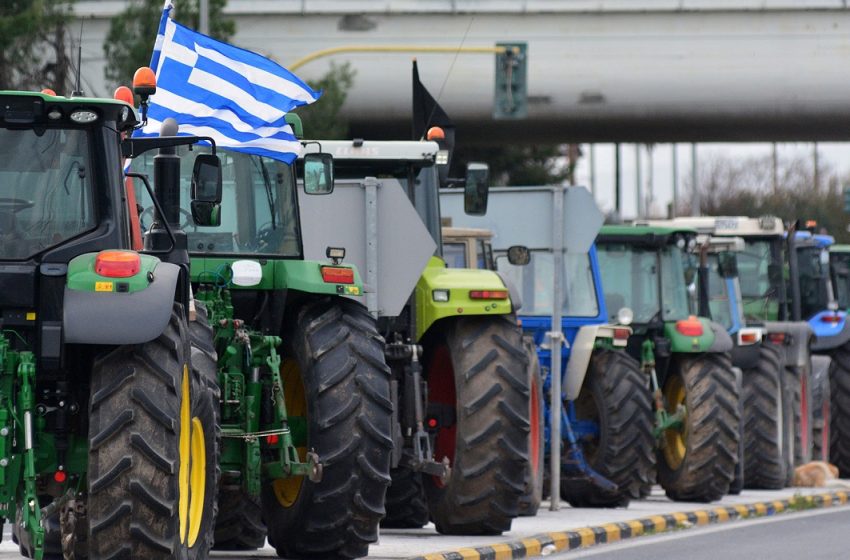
[507,245,530,266]
[303,153,334,195]
[190,201,221,227]
[191,154,222,203]
[463,162,489,216]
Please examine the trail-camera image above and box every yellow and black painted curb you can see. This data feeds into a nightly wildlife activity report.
[407,491,850,560]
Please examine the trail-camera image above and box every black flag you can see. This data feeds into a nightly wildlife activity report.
[412,60,454,185]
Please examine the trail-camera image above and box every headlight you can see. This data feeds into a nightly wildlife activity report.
[432,289,449,302]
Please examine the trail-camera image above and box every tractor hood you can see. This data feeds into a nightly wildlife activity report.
[414,257,511,340]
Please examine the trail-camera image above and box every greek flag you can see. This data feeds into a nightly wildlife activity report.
[138,0,320,163]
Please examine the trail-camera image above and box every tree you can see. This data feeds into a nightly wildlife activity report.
[452,144,569,186]
[293,62,356,139]
[680,152,850,243]
[103,0,234,91]
[0,0,75,92]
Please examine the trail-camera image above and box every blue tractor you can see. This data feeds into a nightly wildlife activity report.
[440,186,655,509]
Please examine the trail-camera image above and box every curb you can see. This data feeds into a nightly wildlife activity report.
[406,491,850,560]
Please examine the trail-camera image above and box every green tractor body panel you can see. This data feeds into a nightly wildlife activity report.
[190,256,364,297]
[662,317,716,352]
[414,256,512,340]
[66,252,159,293]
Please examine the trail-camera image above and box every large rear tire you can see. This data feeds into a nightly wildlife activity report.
[262,297,393,559]
[87,304,219,559]
[423,315,529,535]
[742,343,787,489]
[657,353,740,502]
[570,349,655,502]
[518,336,544,517]
[829,342,850,476]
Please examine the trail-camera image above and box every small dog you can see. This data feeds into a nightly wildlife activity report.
[793,461,847,488]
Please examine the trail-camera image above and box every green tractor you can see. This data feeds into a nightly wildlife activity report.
[0,78,224,559]
[297,138,530,534]
[130,113,398,558]
[596,225,741,502]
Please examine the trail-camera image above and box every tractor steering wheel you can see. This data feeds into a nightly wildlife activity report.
[139,206,196,232]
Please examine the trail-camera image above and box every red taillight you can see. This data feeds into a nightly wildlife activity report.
[427,417,438,429]
[822,314,842,324]
[767,332,786,344]
[613,328,630,340]
[740,332,758,344]
[675,316,704,337]
[469,290,508,300]
[321,266,354,284]
[266,434,279,445]
[95,250,141,278]
[53,470,66,483]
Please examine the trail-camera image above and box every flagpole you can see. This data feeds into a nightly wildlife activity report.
[199,0,209,34]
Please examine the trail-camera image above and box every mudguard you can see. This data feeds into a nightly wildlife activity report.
[707,321,734,353]
[563,324,630,400]
[810,312,850,352]
[764,321,813,368]
[64,261,180,345]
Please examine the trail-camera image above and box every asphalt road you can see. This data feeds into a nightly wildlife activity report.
[559,506,850,560]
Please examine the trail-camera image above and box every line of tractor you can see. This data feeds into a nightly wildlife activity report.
[1,59,850,560]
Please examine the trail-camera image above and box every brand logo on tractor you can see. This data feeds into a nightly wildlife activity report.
[95,282,113,292]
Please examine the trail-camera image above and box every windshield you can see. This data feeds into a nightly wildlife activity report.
[0,127,95,260]
[706,254,733,331]
[132,148,301,256]
[597,244,690,324]
[328,160,441,250]
[796,245,831,319]
[738,238,782,321]
[442,242,467,268]
[496,250,599,317]
[832,253,850,310]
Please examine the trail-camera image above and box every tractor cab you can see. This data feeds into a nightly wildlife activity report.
[830,244,850,311]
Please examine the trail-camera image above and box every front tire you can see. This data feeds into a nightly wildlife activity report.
[262,297,393,559]
[423,315,529,535]
[657,353,740,502]
[87,304,219,559]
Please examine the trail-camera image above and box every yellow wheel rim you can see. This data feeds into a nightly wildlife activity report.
[179,366,191,544]
[272,358,308,508]
[178,365,207,546]
[187,417,206,547]
[662,373,688,471]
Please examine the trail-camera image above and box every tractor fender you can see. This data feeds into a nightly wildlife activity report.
[707,321,734,353]
[763,321,813,368]
[495,271,522,312]
[810,315,850,352]
[64,262,180,345]
[564,325,601,401]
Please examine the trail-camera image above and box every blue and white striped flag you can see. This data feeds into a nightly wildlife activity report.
[138,0,320,163]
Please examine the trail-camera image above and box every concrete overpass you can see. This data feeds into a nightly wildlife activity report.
[75,1,850,143]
